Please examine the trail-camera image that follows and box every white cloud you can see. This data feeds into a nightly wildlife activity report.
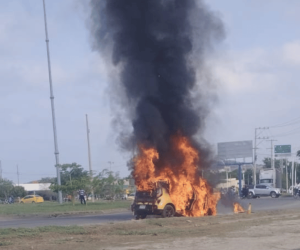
[205,41,300,161]
[210,48,280,94]
[283,41,300,65]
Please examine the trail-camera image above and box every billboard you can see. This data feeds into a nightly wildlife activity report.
[218,140,253,160]
[274,145,291,157]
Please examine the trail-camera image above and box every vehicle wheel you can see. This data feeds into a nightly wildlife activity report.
[20,201,24,204]
[248,192,254,199]
[32,201,35,204]
[270,192,277,198]
[162,205,175,218]
[134,214,142,220]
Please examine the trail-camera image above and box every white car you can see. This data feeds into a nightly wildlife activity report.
[288,185,300,194]
[248,184,281,198]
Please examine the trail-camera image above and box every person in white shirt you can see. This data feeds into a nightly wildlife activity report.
[78,189,86,204]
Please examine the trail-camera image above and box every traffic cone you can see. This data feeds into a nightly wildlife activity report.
[247,203,252,214]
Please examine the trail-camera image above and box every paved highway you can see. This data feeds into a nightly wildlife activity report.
[0,197,299,228]
[217,196,300,214]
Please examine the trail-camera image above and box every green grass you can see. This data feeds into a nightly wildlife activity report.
[0,241,13,246]
[0,226,87,239]
[0,200,131,216]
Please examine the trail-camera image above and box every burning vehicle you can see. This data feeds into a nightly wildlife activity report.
[132,180,197,219]
[131,136,220,218]
[131,181,177,219]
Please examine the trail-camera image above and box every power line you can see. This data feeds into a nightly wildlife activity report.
[269,116,300,128]
[269,126,300,138]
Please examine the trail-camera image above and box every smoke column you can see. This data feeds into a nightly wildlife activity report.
[89,0,224,169]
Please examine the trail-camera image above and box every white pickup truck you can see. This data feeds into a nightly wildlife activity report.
[248,184,281,198]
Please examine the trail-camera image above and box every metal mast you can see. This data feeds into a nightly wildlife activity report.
[86,114,95,202]
[17,165,19,186]
[0,160,2,180]
[254,128,257,185]
[42,0,62,204]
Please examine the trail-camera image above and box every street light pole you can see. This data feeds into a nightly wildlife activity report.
[42,0,62,204]
[0,160,2,180]
[17,165,19,186]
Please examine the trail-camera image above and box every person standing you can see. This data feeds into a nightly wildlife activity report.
[242,185,248,198]
[78,189,86,205]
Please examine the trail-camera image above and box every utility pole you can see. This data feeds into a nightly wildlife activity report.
[254,127,269,185]
[296,164,298,185]
[242,167,246,186]
[224,167,230,190]
[42,0,62,204]
[17,165,20,186]
[286,159,288,193]
[0,160,2,180]
[292,159,294,188]
[108,161,114,172]
[86,114,94,202]
[267,139,277,187]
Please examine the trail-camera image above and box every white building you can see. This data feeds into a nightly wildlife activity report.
[16,183,51,192]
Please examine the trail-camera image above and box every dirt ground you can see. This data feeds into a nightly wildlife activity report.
[1,208,300,250]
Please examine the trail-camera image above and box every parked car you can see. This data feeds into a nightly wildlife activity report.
[127,193,135,200]
[248,185,281,198]
[20,195,44,203]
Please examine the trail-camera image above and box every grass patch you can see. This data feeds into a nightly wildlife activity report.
[0,225,87,239]
[0,241,13,246]
[0,200,131,216]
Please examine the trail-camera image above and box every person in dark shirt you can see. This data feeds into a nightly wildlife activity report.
[242,185,249,198]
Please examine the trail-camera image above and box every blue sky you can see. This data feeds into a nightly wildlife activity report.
[1,0,300,183]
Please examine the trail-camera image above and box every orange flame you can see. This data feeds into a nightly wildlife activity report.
[133,135,220,217]
[233,202,244,213]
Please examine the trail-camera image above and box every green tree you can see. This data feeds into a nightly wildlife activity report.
[262,158,284,168]
[50,163,91,204]
[12,186,27,198]
[0,179,14,199]
[93,169,126,199]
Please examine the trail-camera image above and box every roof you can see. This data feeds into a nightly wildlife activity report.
[15,183,51,191]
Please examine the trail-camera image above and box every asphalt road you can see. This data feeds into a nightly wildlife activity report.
[217,196,300,214]
[0,197,299,229]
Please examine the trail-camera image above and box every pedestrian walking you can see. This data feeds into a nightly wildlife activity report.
[78,189,86,205]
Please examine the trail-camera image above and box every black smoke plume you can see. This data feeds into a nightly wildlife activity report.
[89,0,224,169]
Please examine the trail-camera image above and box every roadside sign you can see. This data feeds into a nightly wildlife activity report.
[218,140,253,160]
[274,145,291,157]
